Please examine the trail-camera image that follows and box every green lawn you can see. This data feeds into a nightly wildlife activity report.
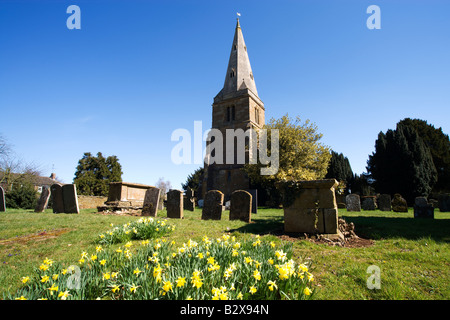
[0,207,449,299]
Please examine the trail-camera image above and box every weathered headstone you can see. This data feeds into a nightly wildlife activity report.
[202,190,224,220]
[346,194,361,212]
[51,184,64,213]
[198,199,204,208]
[167,189,183,219]
[438,194,450,212]
[392,193,408,212]
[183,187,195,211]
[229,190,252,222]
[142,187,161,217]
[361,197,376,211]
[0,186,5,212]
[245,189,258,214]
[414,197,434,219]
[62,184,80,214]
[378,194,392,211]
[35,186,51,213]
[283,179,339,234]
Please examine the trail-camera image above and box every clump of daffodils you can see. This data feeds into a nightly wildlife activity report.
[97,217,175,245]
[9,225,314,300]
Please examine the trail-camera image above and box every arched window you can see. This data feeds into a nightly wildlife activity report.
[230,68,235,78]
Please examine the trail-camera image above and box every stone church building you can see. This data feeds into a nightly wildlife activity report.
[201,19,265,201]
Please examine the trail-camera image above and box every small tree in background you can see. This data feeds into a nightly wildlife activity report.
[244,114,331,207]
[73,152,123,196]
[156,177,172,209]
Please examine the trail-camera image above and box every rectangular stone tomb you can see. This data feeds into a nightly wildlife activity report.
[98,182,156,212]
[283,179,339,234]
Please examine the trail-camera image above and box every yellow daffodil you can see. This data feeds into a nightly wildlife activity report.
[48,283,58,295]
[15,296,27,300]
[111,286,120,293]
[58,290,70,300]
[267,280,277,291]
[253,269,261,281]
[39,264,49,271]
[100,259,107,266]
[162,281,173,292]
[52,274,59,281]
[41,275,50,283]
[95,246,103,252]
[249,286,257,295]
[176,277,186,287]
[102,272,111,280]
[90,255,97,261]
[21,276,30,284]
[133,268,142,276]
[237,292,243,299]
[304,287,312,296]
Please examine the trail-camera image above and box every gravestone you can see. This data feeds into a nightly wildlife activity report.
[202,190,224,220]
[142,187,161,217]
[229,190,252,223]
[362,197,376,211]
[167,189,183,219]
[414,197,434,219]
[62,184,80,214]
[51,184,64,213]
[0,186,5,212]
[283,179,339,234]
[346,194,361,212]
[184,187,195,211]
[378,194,392,211]
[245,189,258,214]
[198,199,204,208]
[35,186,51,213]
[438,194,450,212]
[392,194,408,212]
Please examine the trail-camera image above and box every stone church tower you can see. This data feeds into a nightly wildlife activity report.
[201,19,265,201]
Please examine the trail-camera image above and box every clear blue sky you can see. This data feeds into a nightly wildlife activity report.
[1,0,449,189]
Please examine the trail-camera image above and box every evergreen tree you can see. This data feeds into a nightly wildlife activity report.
[398,118,450,193]
[182,167,204,192]
[73,152,123,196]
[325,150,354,192]
[367,121,437,203]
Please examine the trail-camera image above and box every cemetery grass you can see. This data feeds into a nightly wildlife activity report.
[0,208,449,300]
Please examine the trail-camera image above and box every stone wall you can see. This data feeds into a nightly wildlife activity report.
[77,195,108,210]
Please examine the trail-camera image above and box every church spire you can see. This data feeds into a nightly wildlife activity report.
[222,18,258,97]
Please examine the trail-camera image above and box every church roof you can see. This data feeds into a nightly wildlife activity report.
[221,19,258,97]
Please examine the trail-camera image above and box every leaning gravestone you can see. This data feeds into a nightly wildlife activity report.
[35,186,51,213]
[392,194,408,212]
[378,194,392,211]
[414,197,434,219]
[362,197,376,211]
[438,194,450,212]
[202,190,224,220]
[62,184,80,214]
[142,187,161,217]
[51,184,65,213]
[346,194,361,212]
[0,186,5,212]
[229,190,252,223]
[167,189,183,219]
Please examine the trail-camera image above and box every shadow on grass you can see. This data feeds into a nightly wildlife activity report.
[227,215,284,236]
[228,210,450,243]
[341,216,450,243]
